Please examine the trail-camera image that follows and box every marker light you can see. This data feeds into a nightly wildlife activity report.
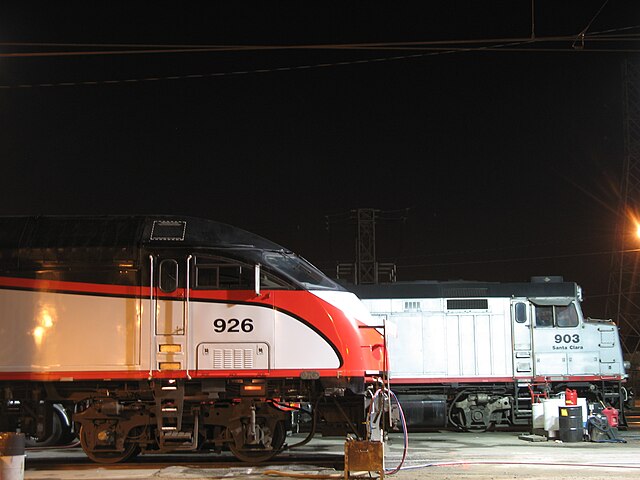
[159,344,182,353]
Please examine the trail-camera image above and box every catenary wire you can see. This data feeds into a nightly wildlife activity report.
[1,23,639,56]
[0,25,639,89]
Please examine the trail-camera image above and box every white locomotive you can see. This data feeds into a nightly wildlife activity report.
[350,277,631,431]
[0,215,386,462]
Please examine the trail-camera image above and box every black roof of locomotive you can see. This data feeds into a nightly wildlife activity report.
[348,278,579,300]
[0,215,285,251]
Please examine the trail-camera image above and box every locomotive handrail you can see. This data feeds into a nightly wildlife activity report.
[185,255,192,380]
[254,263,261,296]
[149,254,155,380]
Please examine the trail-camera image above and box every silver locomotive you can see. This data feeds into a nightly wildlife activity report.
[350,276,631,431]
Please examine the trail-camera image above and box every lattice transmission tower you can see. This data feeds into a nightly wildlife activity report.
[606,57,640,356]
[331,208,402,285]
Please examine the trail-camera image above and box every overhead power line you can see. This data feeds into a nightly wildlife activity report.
[1,25,639,58]
[1,26,639,89]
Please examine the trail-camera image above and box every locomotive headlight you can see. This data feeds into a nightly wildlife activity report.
[624,360,631,371]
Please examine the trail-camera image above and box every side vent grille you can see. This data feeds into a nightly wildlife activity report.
[198,343,268,370]
[213,349,255,369]
[447,299,488,310]
[442,287,488,297]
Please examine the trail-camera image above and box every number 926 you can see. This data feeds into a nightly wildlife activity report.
[213,318,254,333]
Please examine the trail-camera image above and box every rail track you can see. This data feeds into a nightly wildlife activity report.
[25,443,345,472]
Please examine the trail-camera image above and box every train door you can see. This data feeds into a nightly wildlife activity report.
[511,300,533,376]
[530,298,580,376]
[150,254,190,375]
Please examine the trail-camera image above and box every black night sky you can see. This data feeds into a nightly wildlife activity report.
[1,1,639,316]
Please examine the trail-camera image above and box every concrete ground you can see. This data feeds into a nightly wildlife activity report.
[20,427,640,480]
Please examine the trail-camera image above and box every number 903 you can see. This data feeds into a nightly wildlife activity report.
[554,334,579,344]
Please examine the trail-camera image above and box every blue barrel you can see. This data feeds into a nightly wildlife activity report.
[558,406,583,442]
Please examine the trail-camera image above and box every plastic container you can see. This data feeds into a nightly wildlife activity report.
[602,407,619,428]
[558,405,583,442]
[532,402,545,430]
[565,389,577,405]
[543,398,564,437]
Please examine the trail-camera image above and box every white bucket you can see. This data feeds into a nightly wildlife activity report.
[532,402,545,429]
[543,398,564,437]
[0,455,25,480]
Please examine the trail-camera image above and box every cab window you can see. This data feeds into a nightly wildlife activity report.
[159,259,178,293]
[535,304,578,328]
[556,305,578,327]
[195,260,253,289]
[535,306,553,327]
[194,256,288,290]
[514,302,527,323]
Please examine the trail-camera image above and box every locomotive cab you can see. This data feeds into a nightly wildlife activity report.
[512,295,627,378]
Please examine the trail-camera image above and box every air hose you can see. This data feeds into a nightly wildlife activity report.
[367,386,409,475]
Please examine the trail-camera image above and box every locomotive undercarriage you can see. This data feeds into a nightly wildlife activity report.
[1,377,371,463]
[74,393,290,463]
[451,390,512,431]
[0,382,73,445]
[393,380,630,432]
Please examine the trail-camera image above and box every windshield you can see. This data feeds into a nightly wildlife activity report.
[262,251,343,291]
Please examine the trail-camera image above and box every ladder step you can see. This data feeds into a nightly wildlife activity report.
[163,431,193,439]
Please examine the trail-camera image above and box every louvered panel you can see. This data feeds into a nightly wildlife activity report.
[197,343,269,370]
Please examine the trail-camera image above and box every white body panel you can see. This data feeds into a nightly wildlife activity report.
[189,301,339,371]
[531,318,623,376]
[0,288,339,374]
[0,289,143,372]
[364,297,513,380]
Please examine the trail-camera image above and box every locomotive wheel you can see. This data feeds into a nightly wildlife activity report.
[79,425,140,464]
[228,421,286,463]
[466,423,491,433]
[25,409,63,447]
[464,408,491,433]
